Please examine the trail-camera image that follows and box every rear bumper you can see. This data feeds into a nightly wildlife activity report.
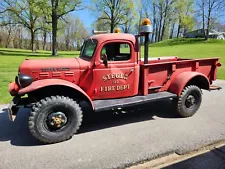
[209,85,222,91]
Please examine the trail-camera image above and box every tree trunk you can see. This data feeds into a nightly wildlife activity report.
[158,5,163,42]
[6,27,12,48]
[152,2,156,42]
[155,22,158,42]
[202,1,206,39]
[161,0,169,41]
[19,28,23,49]
[36,38,39,50]
[51,0,59,56]
[161,19,166,41]
[206,3,211,40]
[206,14,210,40]
[65,37,69,50]
[177,19,181,38]
[169,22,175,39]
[43,31,47,50]
[30,29,35,52]
[52,13,58,56]
[110,20,114,33]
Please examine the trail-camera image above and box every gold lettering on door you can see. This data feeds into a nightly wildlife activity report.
[100,85,130,92]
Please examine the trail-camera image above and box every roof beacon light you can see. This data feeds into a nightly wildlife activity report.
[114,28,120,33]
[141,18,153,34]
[142,18,151,26]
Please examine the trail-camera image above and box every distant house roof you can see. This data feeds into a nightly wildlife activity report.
[184,29,225,39]
[209,30,225,35]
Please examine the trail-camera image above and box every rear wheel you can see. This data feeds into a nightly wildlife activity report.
[29,96,83,144]
[173,85,202,118]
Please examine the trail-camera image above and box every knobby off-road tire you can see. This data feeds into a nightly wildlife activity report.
[173,85,202,118]
[29,96,83,144]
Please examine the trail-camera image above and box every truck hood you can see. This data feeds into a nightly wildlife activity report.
[19,57,90,74]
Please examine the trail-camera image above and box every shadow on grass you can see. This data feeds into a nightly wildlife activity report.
[0,100,178,147]
[0,49,80,57]
[0,52,79,58]
[0,51,51,57]
[0,49,51,55]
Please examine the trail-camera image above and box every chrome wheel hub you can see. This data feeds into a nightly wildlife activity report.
[47,112,67,129]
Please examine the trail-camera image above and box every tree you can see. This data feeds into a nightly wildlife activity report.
[0,0,43,52]
[196,0,225,40]
[174,0,194,38]
[1,13,14,48]
[58,16,89,51]
[197,0,206,38]
[92,0,136,33]
[93,15,111,31]
[205,0,225,40]
[121,0,140,34]
[39,0,82,55]
[39,3,51,50]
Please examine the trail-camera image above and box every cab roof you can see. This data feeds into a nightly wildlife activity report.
[89,33,136,44]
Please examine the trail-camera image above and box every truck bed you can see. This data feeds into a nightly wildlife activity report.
[139,56,220,95]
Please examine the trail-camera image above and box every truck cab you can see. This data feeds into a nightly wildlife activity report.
[79,33,139,100]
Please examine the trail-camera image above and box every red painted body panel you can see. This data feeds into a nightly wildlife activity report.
[17,79,94,108]
[168,71,209,96]
[91,38,139,99]
[139,57,219,95]
[90,33,136,47]
[8,33,221,110]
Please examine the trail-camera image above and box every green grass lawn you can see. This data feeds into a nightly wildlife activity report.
[0,39,224,104]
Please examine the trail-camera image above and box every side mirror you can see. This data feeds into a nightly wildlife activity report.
[102,54,108,67]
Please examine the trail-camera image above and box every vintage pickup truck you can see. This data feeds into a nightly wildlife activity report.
[8,19,221,143]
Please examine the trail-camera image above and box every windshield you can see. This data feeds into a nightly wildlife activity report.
[80,39,97,59]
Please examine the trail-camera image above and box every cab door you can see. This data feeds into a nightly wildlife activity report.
[93,40,139,99]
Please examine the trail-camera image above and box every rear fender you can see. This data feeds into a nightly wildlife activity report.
[168,72,210,96]
[18,79,94,109]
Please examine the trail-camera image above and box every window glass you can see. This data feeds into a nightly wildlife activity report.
[100,42,131,61]
[80,39,97,59]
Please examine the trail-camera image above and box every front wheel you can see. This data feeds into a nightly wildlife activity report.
[173,85,202,118]
[29,96,83,144]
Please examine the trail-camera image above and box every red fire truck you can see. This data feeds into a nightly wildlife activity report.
[8,19,221,143]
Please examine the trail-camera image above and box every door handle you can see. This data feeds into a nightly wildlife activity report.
[127,68,134,76]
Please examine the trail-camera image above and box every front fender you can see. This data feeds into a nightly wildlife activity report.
[168,71,210,96]
[18,79,94,109]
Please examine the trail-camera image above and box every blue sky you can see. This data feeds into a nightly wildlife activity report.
[71,0,96,32]
[70,0,225,33]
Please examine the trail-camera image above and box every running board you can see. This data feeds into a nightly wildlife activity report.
[93,92,177,112]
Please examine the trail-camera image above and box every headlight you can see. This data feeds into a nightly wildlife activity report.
[18,74,33,88]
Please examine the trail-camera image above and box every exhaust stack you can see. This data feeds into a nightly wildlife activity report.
[140,18,153,64]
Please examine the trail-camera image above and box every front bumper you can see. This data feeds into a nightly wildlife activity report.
[8,94,32,121]
[8,96,21,121]
[8,82,19,96]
